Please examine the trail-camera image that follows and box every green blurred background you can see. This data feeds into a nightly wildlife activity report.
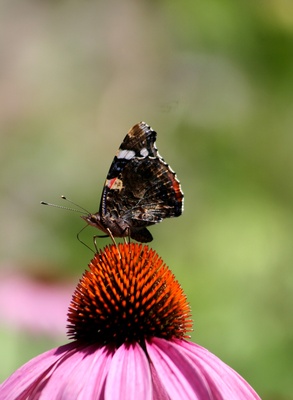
[1,0,293,398]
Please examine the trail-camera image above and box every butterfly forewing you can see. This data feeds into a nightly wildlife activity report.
[104,123,158,183]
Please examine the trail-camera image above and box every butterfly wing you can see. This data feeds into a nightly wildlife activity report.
[98,122,183,241]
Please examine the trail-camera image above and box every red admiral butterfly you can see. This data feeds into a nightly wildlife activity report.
[82,122,184,243]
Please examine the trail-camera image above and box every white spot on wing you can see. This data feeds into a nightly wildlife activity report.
[140,148,149,157]
[117,149,136,160]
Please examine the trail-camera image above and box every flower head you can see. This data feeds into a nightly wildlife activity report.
[0,244,261,400]
[67,244,192,347]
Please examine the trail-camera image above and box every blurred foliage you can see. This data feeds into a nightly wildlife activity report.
[1,0,293,398]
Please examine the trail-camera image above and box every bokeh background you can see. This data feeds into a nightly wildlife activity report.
[1,1,293,398]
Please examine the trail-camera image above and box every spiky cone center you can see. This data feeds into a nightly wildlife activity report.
[67,243,192,347]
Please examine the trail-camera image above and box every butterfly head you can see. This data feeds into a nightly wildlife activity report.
[81,213,104,231]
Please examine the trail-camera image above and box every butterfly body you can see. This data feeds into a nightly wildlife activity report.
[82,122,183,243]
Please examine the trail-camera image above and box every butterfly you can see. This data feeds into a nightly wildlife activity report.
[81,122,184,243]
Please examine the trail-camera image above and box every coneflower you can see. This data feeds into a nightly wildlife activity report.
[0,244,260,400]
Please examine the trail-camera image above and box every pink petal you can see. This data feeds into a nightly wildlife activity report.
[105,343,152,400]
[146,339,213,400]
[176,340,260,400]
[40,344,114,399]
[0,342,77,400]
[149,362,173,400]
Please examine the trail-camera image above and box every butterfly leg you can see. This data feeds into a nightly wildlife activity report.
[92,234,108,253]
[122,227,131,244]
[106,228,122,259]
[77,225,96,253]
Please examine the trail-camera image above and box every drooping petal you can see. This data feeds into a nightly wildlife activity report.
[175,340,260,400]
[63,345,113,399]
[146,339,213,400]
[105,343,152,400]
[149,362,174,400]
[0,342,77,400]
[38,344,114,399]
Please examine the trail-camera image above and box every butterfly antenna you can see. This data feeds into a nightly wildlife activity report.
[40,201,85,214]
[61,195,90,214]
[40,195,90,215]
